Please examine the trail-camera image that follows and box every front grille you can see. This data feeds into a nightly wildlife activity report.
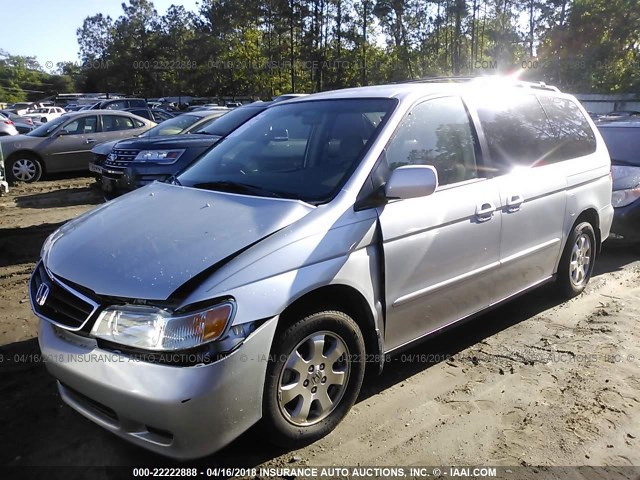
[30,263,98,330]
[104,149,139,168]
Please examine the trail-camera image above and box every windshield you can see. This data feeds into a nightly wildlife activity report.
[139,114,205,138]
[599,127,640,166]
[191,105,266,136]
[177,99,396,204]
[184,111,227,134]
[26,116,68,137]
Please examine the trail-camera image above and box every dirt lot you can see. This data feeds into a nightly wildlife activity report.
[1,177,639,471]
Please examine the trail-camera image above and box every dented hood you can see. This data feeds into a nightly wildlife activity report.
[44,182,313,300]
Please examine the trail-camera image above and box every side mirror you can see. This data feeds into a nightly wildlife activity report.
[385,165,439,200]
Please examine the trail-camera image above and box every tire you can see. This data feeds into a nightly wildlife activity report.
[7,154,43,183]
[262,310,366,448]
[40,117,47,123]
[556,221,596,298]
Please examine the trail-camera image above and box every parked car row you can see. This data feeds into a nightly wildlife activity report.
[0,111,40,135]
[23,106,66,123]
[2,89,638,247]
[88,109,230,180]
[0,110,39,127]
[0,111,154,182]
[93,102,272,196]
[0,113,19,136]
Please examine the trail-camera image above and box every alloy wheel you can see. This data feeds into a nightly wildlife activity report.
[569,233,592,287]
[277,331,350,427]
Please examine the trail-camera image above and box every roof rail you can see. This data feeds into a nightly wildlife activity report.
[469,76,560,92]
[403,75,560,92]
[404,76,475,84]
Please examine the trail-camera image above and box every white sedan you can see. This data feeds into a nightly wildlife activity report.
[23,107,66,123]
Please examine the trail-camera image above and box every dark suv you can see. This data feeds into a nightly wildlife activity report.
[597,119,640,242]
[100,102,272,195]
[89,98,148,110]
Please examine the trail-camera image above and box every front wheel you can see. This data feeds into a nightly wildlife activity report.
[8,154,43,183]
[262,310,365,448]
[556,221,596,297]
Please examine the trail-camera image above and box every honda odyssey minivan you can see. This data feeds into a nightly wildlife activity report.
[32,79,613,459]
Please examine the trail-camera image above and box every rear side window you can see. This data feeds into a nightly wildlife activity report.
[129,109,150,120]
[538,95,597,162]
[128,100,147,108]
[102,115,136,131]
[475,94,555,169]
[104,101,127,110]
[385,96,479,186]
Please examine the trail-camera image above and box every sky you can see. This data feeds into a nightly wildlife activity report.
[1,0,200,70]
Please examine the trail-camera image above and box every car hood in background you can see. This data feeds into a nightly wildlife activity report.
[43,182,314,300]
[113,134,222,151]
[91,139,121,156]
[0,134,41,150]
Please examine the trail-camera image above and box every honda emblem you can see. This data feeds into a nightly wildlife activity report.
[36,283,50,306]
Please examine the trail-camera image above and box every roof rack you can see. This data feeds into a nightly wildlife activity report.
[404,76,475,84]
[403,76,560,92]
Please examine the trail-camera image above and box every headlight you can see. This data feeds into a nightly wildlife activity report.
[612,187,640,208]
[90,302,234,351]
[134,149,185,164]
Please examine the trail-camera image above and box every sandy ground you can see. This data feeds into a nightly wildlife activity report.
[0,177,639,473]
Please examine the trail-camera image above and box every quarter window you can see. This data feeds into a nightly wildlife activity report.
[385,96,479,186]
[104,101,127,110]
[538,95,597,162]
[475,93,555,170]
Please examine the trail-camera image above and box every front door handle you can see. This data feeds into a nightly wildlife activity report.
[506,194,524,213]
[475,201,496,222]
[86,138,96,144]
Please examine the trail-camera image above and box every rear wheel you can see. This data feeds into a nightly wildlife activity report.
[262,310,365,447]
[556,221,596,297]
[8,154,42,183]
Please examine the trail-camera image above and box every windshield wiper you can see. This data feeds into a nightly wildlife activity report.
[166,175,182,186]
[192,181,283,198]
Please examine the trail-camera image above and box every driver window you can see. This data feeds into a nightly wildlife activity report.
[385,97,479,186]
[62,116,97,135]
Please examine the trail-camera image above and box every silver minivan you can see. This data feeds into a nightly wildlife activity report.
[32,79,613,459]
